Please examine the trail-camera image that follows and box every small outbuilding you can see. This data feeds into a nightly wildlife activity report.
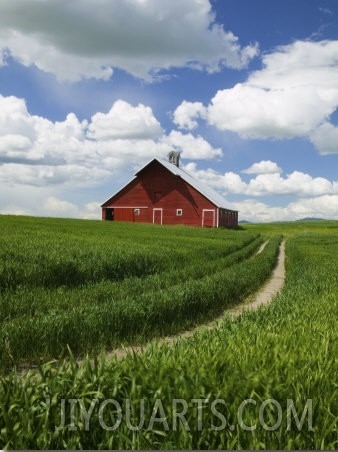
[101,152,238,228]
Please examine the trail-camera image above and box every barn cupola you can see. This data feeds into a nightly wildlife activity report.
[168,151,181,167]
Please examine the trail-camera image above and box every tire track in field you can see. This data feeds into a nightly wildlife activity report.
[104,239,286,361]
[16,239,284,373]
[255,239,269,255]
[227,239,285,317]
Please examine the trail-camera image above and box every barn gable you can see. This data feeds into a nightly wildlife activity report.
[101,156,238,227]
[137,158,229,209]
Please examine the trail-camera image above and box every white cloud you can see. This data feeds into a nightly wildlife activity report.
[43,197,100,219]
[83,201,102,220]
[0,0,258,81]
[242,160,282,175]
[43,196,78,215]
[247,172,333,197]
[184,165,247,194]
[186,163,337,197]
[233,196,338,223]
[0,178,101,219]
[87,100,163,140]
[309,122,338,154]
[0,95,37,139]
[0,134,32,159]
[208,80,336,140]
[175,40,338,153]
[0,162,111,187]
[0,94,221,197]
[162,131,222,160]
[173,101,207,130]
[287,195,338,219]
[233,200,289,223]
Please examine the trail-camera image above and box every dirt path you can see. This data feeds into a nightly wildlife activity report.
[104,239,286,361]
[17,240,286,374]
[256,239,269,255]
[16,240,286,374]
[227,239,285,317]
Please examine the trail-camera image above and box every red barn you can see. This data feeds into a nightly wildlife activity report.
[101,153,238,228]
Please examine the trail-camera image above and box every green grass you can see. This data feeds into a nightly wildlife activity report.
[0,216,337,449]
[245,219,338,237]
[0,215,274,367]
[0,215,258,290]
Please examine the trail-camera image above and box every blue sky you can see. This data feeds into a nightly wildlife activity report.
[0,0,337,222]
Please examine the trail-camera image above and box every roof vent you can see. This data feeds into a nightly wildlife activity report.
[168,151,180,167]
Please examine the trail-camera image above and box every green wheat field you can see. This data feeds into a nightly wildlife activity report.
[0,215,337,449]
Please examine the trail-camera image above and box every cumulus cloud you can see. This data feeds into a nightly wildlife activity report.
[186,162,338,198]
[175,40,338,153]
[233,200,289,223]
[43,197,79,215]
[287,195,338,219]
[208,83,334,139]
[0,95,37,139]
[0,178,101,219]
[0,134,32,160]
[43,197,100,219]
[162,131,222,160]
[87,101,163,140]
[233,196,338,223]
[0,0,258,81]
[0,94,221,192]
[242,160,282,174]
[309,122,338,154]
[173,101,207,130]
[0,163,110,187]
[247,172,333,197]
[184,164,247,194]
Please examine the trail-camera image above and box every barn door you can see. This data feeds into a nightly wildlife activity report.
[104,208,114,221]
[115,208,134,222]
[202,209,215,227]
[153,208,163,225]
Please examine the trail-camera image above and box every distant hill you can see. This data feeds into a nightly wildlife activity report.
[239,220,252,224]
[295,217,327,222]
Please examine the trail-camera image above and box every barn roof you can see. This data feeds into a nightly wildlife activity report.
[102,157,236,211]
[136,158,232,210]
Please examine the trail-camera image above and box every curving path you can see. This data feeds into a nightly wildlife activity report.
[17,240,286,373]
[227,239,285,318]
[107,239,286,361]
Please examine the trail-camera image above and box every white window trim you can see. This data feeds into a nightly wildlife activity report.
[176,208,183,216]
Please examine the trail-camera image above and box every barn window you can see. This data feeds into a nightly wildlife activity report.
[134,208,140,215]
[176,209,183,216]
